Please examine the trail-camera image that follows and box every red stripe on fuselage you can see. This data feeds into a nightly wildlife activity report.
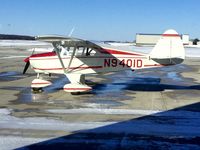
[30,52,56,58]
[29,56,147,60]
[33,66,103,70]
[29,49,144,60]
[162,34,180,37]
[101,48,144,56]
[25,52,56,62]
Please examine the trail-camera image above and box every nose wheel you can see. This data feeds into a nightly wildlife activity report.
[70,92,81,95]
[32,87,43,93]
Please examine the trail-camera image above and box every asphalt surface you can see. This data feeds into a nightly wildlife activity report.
[0,49,200,150]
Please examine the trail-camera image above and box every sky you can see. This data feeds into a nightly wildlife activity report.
[0,0,200,41]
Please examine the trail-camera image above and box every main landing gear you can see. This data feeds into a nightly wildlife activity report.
[63,74,92,95]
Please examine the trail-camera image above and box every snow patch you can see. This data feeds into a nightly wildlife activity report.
[0,108,11,115]
[46,108,160,115]
[0,136,50,150]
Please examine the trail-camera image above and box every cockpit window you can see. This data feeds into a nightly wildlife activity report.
[61,46,97,56]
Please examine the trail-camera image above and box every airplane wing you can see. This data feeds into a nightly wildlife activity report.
[36,35,102,49]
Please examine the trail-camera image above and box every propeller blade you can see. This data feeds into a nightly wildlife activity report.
[23,61,30,74]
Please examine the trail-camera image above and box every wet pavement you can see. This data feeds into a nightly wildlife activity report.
[0,49,200,149]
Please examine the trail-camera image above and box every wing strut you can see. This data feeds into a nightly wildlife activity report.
[66,46,76,72]
[52,43,67,74]
[52,42,77,74]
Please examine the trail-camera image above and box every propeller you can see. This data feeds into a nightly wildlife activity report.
[23,60,30,74]
[23,48,35,74]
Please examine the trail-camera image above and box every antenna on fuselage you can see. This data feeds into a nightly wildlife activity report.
[68,26,75,37]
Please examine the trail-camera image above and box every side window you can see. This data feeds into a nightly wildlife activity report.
[64,47,76,56]
[61,47,70,56]
[76,47,85,56]
[85,48,96,56]
[61,46,98,57]
[75,47,97,56]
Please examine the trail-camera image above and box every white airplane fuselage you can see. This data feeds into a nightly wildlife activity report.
[27,47,166,75]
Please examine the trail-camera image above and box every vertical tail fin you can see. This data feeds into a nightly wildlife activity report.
[150,29,185,64]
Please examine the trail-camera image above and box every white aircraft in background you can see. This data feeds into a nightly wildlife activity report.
[22,29,185,94]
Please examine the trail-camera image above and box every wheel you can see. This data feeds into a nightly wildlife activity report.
[70,92,81,95]
[32,87,43,93]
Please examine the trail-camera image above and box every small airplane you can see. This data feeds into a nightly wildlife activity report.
[23,29,185,94]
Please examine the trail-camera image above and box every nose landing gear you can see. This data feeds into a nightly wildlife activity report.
[31,74,52,93]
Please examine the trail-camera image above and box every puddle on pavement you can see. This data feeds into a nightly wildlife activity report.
[84,100,123,108]
[167,72,182,81]
[16,87,50,103]
[14,75,67,103]
[0,71,23,81]
[44,75,68,92]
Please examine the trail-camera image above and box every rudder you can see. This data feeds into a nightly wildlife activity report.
[150,29,185,65]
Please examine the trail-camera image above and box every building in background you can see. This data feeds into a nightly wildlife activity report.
[136,33,189,46]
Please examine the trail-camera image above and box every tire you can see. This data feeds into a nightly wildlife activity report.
[70,92,81,95]
[32,87,43,93]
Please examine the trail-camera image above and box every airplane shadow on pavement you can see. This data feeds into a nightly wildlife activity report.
[123,79,200,91]
[93,77,200,92]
